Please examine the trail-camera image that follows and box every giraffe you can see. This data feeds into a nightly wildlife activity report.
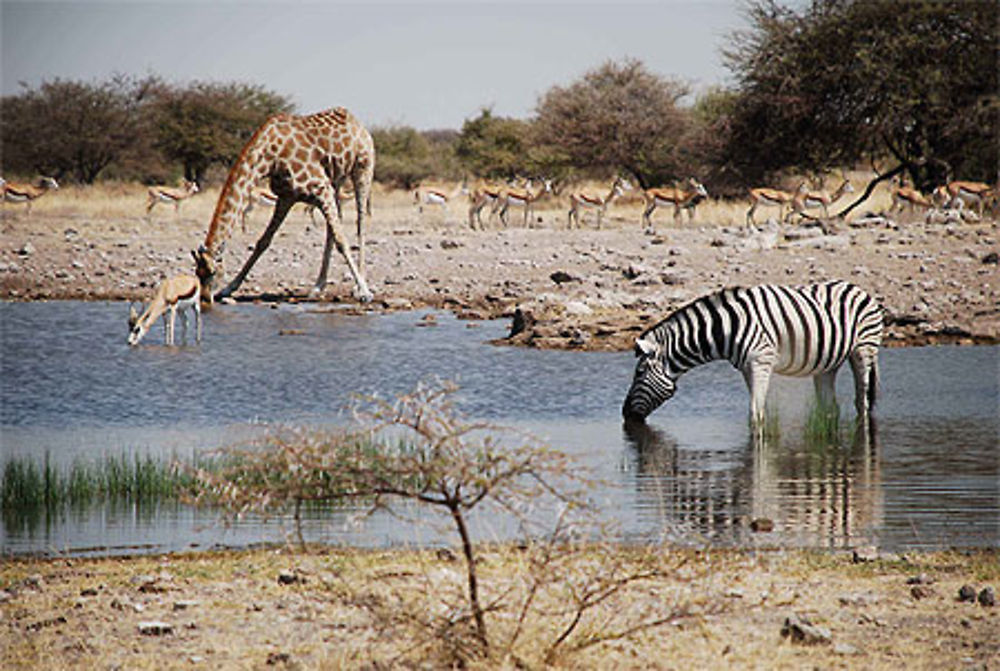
[192,107,375,304]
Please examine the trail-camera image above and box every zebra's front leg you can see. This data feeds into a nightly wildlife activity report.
[742,358,775,431]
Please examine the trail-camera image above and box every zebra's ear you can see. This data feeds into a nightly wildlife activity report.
[635,338,657,357]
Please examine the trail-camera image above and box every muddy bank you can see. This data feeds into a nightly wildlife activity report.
[1,196,997,351]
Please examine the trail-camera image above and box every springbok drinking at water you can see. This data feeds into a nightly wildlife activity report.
[128,274,204,346]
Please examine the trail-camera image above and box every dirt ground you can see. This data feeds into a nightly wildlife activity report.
[1,546,997,669]
[1,183,998,351]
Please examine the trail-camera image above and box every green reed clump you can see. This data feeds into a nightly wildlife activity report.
[1,452,212,512]
[803,400,843,446]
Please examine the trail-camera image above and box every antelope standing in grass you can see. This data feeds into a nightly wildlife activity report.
[2,176,59,215]
[146,180,199,217]
[938,180,994,217]
[128,274,204,346]
[499,179,551,228]
[467,178,524,230]
[789,179,854,220]
[891,184,936,218]
[640,178,708,229]
[414,181,467,217]
[745,186,797,227]
[567,176,631,229]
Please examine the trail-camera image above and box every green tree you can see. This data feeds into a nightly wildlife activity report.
[0,75,157,183]
[456,108,538,180]
[371,126,434,189]
[722,0,998,204]
[534,59,690,189]
[149,81,293,184]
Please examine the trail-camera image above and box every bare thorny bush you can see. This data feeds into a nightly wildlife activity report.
[186,381,714,667]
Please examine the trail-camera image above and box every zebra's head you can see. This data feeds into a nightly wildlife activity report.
[622,336,676,422]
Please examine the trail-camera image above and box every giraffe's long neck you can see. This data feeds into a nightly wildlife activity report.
[203,119,277,256]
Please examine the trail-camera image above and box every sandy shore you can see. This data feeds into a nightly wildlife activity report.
[1,546,997,669]
[1,186,997,351]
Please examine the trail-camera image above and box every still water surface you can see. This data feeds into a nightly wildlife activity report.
[2,301,997,555]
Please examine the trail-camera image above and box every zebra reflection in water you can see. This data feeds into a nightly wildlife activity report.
[622,416,883,547]
[622,281,883,435]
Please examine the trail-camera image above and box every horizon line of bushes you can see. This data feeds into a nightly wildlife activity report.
[2,2,995,200]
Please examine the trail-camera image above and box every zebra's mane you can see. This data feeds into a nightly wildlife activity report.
[638,286,746,345]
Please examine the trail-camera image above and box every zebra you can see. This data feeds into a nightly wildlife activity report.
[622,281,883,428]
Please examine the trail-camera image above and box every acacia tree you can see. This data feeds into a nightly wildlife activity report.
[534,59,690,189]
[456,108,539,180]
[0,75,158,183]
[371,126,461,189]
[722,0,998,205]
[149,81,293,184]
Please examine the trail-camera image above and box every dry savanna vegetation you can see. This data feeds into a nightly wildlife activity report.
[2,546,998,669]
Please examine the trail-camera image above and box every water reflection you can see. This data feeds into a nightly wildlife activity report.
[1,302,997,555]
[621,416,887,548]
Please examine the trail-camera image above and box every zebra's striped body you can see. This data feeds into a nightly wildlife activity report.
[622,281,883,426]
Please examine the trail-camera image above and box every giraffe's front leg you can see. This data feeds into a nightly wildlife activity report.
[313,197,372,303]
[217,199,294,300]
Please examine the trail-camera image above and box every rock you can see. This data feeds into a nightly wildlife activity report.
[622,264,648,280]
[906,573,935,585]
[173,600,199,611]
[978,586,995,607]
[436,548,458,562]
[911,585,936,600]
[958,584,978,602]
[833,642,861,656]
[383,297,413,310]
[982,251,998,264]
[784,226,824,241]
[137,621,174,636]
[509,308,534,338]
[80,587,99,597]
[852,546,879,563]
[562,300,592,316]
[277,570,305,586]
[0,590,12,603]
[440,239,462,250]
[838,592,878,607]
[781,614,832,645]
[550,270,581,285]
[17,242,35,256]
[266,652,292,665]
[749,518,774,533]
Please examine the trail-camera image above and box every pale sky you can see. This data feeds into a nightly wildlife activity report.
[1,1,750,130]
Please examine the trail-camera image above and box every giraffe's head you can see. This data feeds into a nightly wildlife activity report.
[192,247,217,306]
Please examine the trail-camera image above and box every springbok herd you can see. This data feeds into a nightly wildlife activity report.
[3,172,995,229]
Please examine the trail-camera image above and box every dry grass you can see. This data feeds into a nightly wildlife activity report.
[4,170,901,232]
[1,546,997,669]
